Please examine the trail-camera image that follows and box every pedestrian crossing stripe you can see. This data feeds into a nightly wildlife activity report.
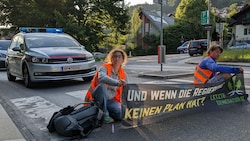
[11,96,61,125]
[66,90,87,100]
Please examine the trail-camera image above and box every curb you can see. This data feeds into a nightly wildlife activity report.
[138,71,193,79]
[0,104,26,141]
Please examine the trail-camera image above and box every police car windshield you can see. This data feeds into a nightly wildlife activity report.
[25,34,80,48]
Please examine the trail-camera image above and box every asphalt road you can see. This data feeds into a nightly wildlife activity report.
[0,54,250,141]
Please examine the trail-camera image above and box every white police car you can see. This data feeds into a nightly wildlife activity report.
[6,27,96,88]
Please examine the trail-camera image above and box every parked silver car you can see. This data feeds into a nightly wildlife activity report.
[6,27,96,88]
[0,40,11,68]
[228,42,250,49]
[92,52,107,59]
[177,41,189,54]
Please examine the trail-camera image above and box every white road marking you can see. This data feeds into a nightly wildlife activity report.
[11,96,61,128]
[66,90,87,100]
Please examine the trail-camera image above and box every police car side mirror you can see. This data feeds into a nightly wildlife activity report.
[12,47,21,52]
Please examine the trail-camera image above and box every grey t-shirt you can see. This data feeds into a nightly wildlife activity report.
[98,66,128,99]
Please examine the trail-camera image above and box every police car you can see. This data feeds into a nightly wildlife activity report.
[5,27,96,88]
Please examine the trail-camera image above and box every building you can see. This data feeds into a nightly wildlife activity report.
[229,2,250,43]
[138,10,174,49]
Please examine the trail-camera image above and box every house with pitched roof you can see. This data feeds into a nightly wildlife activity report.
[229,2,250,43]
[138,10,174,49]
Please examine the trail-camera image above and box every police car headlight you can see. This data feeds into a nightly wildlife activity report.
[86,55,94,61]
[31,57,48,63]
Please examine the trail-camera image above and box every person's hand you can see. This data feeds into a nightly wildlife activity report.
[239,67,244,73]
[118,79,126,86]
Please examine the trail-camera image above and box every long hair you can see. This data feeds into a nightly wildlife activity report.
[104,48,128,66]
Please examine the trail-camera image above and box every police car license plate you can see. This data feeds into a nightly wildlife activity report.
[62,66,81,71]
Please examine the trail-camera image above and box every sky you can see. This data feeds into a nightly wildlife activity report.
[125,0,153,6]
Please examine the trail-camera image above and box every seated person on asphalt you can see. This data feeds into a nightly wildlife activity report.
[194,43,244,84]
[84,48,128,124]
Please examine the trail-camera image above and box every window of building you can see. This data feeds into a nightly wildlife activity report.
[145,23,149,33]
[244,28,250,35]
[246,12,250,18]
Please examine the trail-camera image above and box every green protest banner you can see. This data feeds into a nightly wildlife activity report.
[121,74,248,127]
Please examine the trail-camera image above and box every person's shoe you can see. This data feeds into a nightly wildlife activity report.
[104,115,114,124]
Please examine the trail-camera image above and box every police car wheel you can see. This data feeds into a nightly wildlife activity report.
[6,66,16,81]
[23,65,33,88]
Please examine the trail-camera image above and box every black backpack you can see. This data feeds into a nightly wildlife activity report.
[47,102,104,138]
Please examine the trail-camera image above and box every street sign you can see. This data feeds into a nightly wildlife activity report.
[201,10,208,25]
[203,24,212,30]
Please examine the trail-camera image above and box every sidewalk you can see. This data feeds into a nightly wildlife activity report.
[0,104,26,141]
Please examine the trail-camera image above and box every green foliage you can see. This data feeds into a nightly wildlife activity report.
[127,7,142,50]
[175,0,207,24]
[226,3,240,26]
[163,22,206,54]
[218,49,250,62]
[0,0,130,52]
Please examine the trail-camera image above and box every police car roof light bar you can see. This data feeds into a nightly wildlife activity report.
[19,27,63,33]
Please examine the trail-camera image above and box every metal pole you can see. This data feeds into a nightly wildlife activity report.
[207,0,210,48]
[160,0,163,71]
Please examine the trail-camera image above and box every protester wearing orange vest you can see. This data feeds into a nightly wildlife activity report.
[85,49,128,124]
[194,44,243,84]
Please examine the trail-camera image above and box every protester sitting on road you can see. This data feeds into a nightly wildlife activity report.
[194,43,244,84]
[85,48,128,124]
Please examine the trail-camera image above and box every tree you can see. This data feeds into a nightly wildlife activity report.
[0,0,65,27]
[126,7,142,50]
[0,0,130,52]
[175,0,208,24]
[227,3,239,18]
[162,0,208,54]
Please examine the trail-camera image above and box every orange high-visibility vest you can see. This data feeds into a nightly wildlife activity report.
[84,63,126,104]
[194,57,213,84]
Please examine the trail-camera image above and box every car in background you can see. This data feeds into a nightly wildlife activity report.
[92,52,107,59]
[187,39,208,56]
[177,41,189,54]
[0,40,11,68]
[5,27,96,88]
[228,42,250,49]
